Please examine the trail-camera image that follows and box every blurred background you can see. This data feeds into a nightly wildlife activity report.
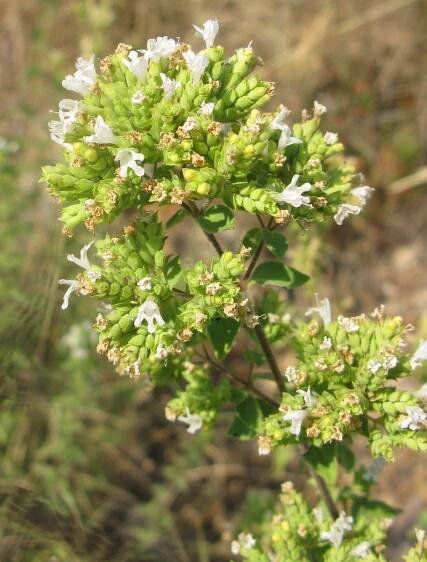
[0,0,426,560]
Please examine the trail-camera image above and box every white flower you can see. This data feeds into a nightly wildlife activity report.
[144,36,177,61]
[58,279,80,310]
[183,50,209,82]
[177,408,203,434]
[351,186,374,205]
[338,315,359,333]
[350,541,371,558]
[134,299,165,333]
[62,55,97,96]
[334,203,361,225]
[48,99,81,149]
[367,359,382,374]
[415,383,427,401]
[321,512,353,548]
[193,19,219,48]
[283,409,307,436]
[313,100,327,116]
[278,124,303,150]
[305,294,332,326]
[48,119,72,149]
[410,339,427,370]
[270,105,291,129]
[58,98,81,122]
[324,131,338,145]
[137,276,152,291]
[115,148,145,177]
[383,355,398,371]
[231,532,256,555]
[67,241,100,278]
[284,366,297,383]
[200,101,215,115]
[132,90,145,104]
[297,387,316,408]
[270,106,302,150]
[84,115,118,145]
[160,73,180,99]
[122,50,148,81]
[156,344,169,360]
[273,174,311,207]
[400,405,427,431]
[320,336,332,350]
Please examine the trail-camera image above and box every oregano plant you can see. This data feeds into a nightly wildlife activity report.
[43,19,427,561]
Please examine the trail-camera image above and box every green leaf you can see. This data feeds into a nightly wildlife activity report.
[164,255,182,289]
[251,261,309,288]
[304,445,338,489]
[228,397,268,439]
[263,230,288,258]
[197,204,235,233]
[166,209,188,230]
[242,228,262,251]
[207,317,239,359]
[242,229,288,258]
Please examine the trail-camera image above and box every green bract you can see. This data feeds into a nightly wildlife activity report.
[44,19,426,561]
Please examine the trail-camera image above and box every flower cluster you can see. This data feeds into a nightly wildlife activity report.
[43,20,368,236]
[258,299,427,460]
[231,481,426,561]
[45,19,426,559]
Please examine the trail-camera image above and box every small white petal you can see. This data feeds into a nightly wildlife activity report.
[115,148,145,178]
[334,203,361,225]
[351,186,374,206]
[274,174,311,208]
[58,279,79,310]
[193,19,219,48]
[134,299,165,333]
[410,339,427,370]
[183,50,209,82]
[62,55,97,96]
[122,50,148,81]
[160,73,180,99]
[84,116,118,145]
[305,294,332,326]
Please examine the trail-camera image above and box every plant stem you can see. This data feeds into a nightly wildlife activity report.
[191,216,284,395]
[243,239,264,280]
[308,465,340,520]
[198,348,279,407]
[253,323,285,393]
